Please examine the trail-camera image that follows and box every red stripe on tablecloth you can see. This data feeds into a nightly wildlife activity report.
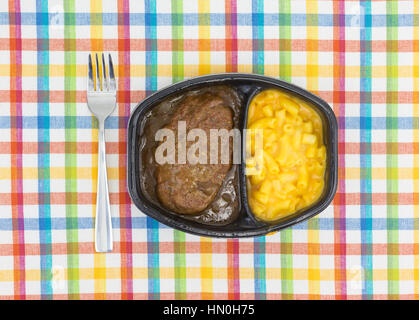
[0,90,414,104]
[225,0,238,73]
[0,141,416,155]
[1,38,416,53]
[0,242,417,256]
[333,0,347,300]
[225,0,240,300]
[118,0,133,300]
[8,0,25,300]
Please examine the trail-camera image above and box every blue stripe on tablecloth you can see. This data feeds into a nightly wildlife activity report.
[0,116,415,130]
[36,0,52,300]
[0,12,415,27]
[360,0,373,299]
[145,0,160,300]
[252,0,266,300]
[0,217,415,231]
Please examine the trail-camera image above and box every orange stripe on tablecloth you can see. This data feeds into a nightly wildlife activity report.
[0,192,414,206]
[343,142,414,154]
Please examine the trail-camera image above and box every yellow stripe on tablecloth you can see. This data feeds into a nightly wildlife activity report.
[200,237,213,299]
[4,166,416,181]
[198,0,213,300]
[306,0,320,299]
[1,268,414,282]
[413,0,419,299]
[90,0,107,299]
[198,0,211,75]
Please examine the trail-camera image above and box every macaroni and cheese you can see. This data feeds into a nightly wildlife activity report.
[246,89,326,221]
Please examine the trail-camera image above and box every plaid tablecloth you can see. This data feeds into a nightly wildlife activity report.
[0,0,418,300]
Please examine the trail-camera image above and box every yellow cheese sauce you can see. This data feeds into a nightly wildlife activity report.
[246,89,326,221]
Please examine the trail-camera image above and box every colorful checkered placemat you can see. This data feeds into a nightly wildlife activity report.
[0,0,418,300]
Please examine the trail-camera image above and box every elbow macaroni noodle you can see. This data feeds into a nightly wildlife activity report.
[246,89,326,221]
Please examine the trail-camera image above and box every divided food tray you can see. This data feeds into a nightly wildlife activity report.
[127,73,338,238]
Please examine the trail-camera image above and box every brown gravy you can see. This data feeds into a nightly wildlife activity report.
[138,85,242,225]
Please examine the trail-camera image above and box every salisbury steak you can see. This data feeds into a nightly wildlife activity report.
[156,92,234,214]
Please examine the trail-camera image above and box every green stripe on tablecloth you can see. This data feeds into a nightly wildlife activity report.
[64,0,79,299]
[278,0,293,299]
[279,0,291,81]
[172,0,183,83]
[386,0,399,299]
[171,0,186,300]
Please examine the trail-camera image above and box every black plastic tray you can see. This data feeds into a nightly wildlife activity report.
[127,73,338,238]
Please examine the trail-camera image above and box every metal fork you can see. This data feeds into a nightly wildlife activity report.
[87,53,116,252]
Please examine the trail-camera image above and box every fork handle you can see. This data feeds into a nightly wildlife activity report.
[95,120,113,252]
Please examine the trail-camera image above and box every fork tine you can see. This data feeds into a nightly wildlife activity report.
[88,54,94,91]
[102,53,108,91]
[108,54,116,92]
[95,53,101,91]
